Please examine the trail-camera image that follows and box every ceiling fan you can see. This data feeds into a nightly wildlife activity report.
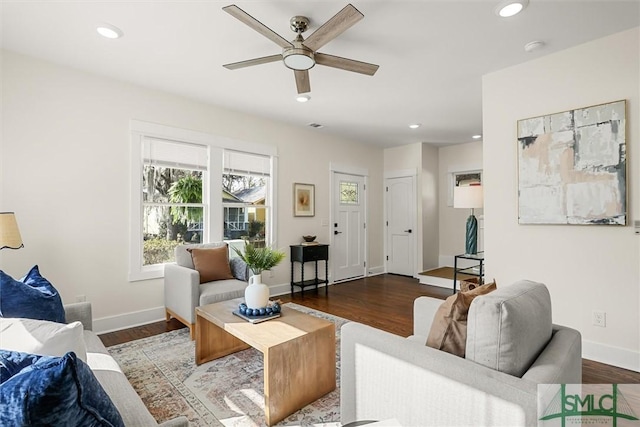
[222,3,379,94]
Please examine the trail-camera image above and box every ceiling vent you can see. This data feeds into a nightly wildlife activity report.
[308,123,324,129]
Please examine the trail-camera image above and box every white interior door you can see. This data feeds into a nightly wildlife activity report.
[386,176,415,276]
[332,172,366,282]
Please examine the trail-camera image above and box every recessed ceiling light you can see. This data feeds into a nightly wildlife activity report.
[409,123,421,129]
[495,0,529,17]
[96,23,124,39]
[296,94,311,103]
[472,134,482,139]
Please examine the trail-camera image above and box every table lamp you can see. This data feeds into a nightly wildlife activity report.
[0,212,24,250]
[454,184,483,255]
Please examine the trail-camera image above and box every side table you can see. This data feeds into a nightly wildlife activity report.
[290,244,329,296]
[453,252,485,294]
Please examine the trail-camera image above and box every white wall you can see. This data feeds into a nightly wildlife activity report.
[421,143,439,270]
[438,141,483,265]
[483,27,640,370]
[0,50,384,331]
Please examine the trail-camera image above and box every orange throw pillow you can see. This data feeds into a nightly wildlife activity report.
[426,281,497,357]
[187,246,234,284]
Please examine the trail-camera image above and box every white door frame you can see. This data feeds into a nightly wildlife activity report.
[384,169,418,277]
[330,162,368,283]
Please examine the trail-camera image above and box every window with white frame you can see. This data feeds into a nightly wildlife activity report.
[223,151,271,250]
[142,138,207,265]
[129,121,277,281]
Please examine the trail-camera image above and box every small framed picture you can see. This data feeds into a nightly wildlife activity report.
[293,183,315,217]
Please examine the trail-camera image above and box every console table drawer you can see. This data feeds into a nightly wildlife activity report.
[291,244,329,262]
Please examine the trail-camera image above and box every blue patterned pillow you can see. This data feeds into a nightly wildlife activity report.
[229,257,249,281]
[0,265,65,323]
[0,350,124,427]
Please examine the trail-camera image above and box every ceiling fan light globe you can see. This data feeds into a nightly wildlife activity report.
[283,49,315,71]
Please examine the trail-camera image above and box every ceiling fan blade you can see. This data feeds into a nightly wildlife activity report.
[303,4,364,52]
[295,70,311,94]
[223,5,292,49]
[223,54,282,70]
[315,53,379,76]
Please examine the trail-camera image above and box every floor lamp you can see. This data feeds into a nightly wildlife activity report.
[0,212,24,250]
[453,185,483,255]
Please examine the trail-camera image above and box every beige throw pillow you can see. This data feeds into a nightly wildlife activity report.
[188,246,234,284]
[426,281,497,357]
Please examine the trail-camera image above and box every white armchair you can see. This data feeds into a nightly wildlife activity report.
[164,242,248,339]
[340,281,582,426]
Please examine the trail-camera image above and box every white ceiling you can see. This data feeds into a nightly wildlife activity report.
[2,1,639,148]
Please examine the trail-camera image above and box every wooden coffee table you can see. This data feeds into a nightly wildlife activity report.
[195,298,336,426]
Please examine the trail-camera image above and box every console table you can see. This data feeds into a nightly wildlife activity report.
[290,244,329,296]
[453,252,484,294]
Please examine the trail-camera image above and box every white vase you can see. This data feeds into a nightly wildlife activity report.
[245,273,270,309]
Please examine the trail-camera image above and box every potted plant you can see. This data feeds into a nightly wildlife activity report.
[233,242,285,309]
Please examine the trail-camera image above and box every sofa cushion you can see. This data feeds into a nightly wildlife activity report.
[0,350,124,427]
[426,282,496,357]
[0,317,87,362]
[199,278,247,306]
[188,246,234,283]
[466,280,552,377]
[0,266,65,323]
[175,242,227,269]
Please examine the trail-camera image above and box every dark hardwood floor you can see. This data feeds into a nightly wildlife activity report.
[99,273,640,384]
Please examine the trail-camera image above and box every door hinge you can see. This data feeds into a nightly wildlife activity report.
[386,186,388,192]
[363,223,366,229]
[363,184,366,190]
[386,255,389,261]
[386,221,388,226]
[364,261,366,267]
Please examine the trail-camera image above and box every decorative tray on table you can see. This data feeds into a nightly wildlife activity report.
[232,301,282,324]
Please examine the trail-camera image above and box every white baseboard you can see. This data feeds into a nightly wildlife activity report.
[418,274,452,290]
[582,340,640,372]
[368,265,385,276]
[94,306,166,334]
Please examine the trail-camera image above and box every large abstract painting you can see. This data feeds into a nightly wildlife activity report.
[517,100,626,225]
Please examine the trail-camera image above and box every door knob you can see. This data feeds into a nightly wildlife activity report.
[334,230,342,235]
[404,229,412,233]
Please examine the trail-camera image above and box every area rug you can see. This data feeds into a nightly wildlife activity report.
[107,303,349,427]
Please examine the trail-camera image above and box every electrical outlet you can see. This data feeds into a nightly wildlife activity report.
[593,311,606,327]
[76,295,86,303]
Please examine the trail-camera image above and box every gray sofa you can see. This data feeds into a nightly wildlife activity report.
[164,242,248,339]
[340,280,582,426]
[64,302,188,427]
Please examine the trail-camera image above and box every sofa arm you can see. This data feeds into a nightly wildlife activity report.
[522,325,582,384]
[158,416,190,427]
[412,296,442,338]
[164,263,200,324]
[341,322,538,427]
[64,302,93,331]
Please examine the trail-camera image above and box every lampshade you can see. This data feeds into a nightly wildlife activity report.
[0,212,24,250]
[454,185,484,209]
